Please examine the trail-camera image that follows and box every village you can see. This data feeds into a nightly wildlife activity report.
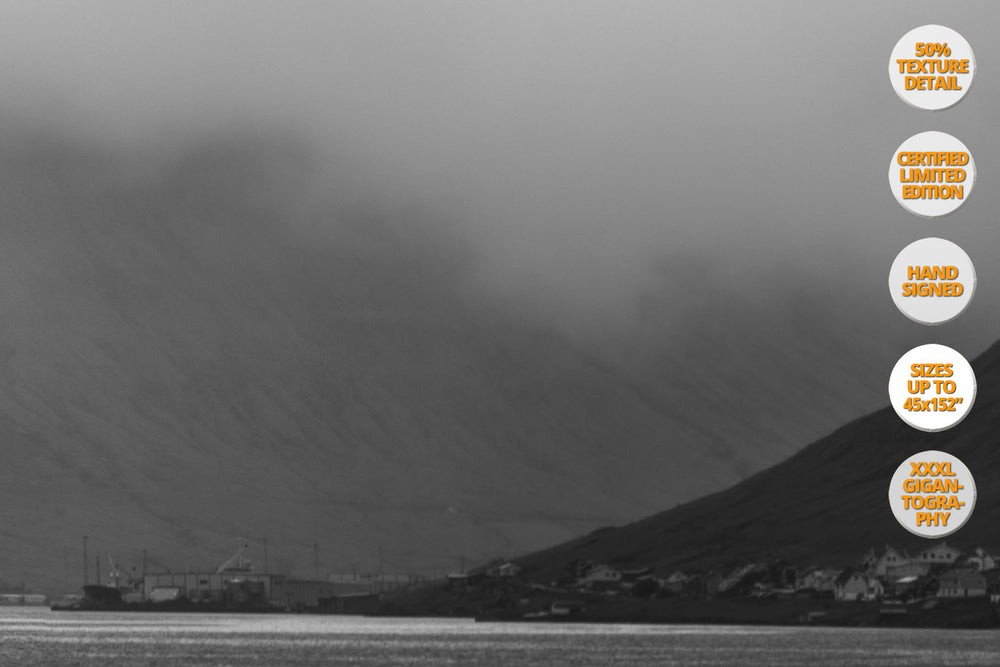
[423,542,1000,624]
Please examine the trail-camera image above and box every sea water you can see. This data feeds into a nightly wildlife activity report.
[2,607,999,666]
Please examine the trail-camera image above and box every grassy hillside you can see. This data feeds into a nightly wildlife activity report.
[516,340,1000,582]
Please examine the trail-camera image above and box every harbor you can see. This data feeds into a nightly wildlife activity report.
[50,542,383,615]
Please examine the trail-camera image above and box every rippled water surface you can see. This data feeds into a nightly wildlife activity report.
[2,607,1000,666]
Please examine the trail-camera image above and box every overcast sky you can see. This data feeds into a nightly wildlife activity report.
[1,1,999,410]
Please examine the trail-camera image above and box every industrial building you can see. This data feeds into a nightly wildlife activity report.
[140,572,378,612]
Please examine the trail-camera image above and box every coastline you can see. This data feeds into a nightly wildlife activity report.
[380,587,1000,629]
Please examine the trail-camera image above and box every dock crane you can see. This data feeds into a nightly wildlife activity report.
[106,554,142,600]
[216,541,253,574]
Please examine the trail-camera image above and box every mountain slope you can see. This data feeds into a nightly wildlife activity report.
[518,339,1000,580]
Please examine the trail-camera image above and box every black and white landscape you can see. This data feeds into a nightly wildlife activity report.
[0,2,998,597]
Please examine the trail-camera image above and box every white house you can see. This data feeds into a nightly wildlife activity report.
[798,568,837,593]
[869,546,908,578]
[662,570,689,594]
[916,542,962,565]
[964,547,996,572]
[937,568,987,598]
[834,570,883,602]
[580,565,622,584]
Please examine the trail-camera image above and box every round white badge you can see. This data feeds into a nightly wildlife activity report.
[888,25,975,111]
[888,238,976,325]
[888,450,975,538]
[888,132,975,218]
[888,344,976,432]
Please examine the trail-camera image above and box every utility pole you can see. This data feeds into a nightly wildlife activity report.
[82,535,89,586]
[142,549,147,577]
[263,538,269,575]
[95,556,101,586]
